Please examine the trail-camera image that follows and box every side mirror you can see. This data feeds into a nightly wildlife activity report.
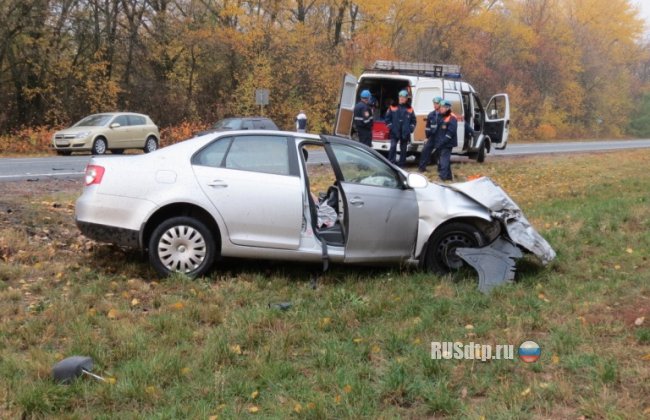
[110,123,121,128]
[407,173,428,189]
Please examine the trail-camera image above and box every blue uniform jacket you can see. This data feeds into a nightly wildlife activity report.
[385,104,416,140]
[433,113,458,148]
[353,101,373,131]
[425,111,440,139]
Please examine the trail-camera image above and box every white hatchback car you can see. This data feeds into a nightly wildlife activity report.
[75,131,555,293]
[52,113,160,155]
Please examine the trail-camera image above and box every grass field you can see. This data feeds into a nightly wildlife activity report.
[1,150,649,419]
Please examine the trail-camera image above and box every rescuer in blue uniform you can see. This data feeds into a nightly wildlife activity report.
[353,90,373,147]
[418,96,443,172]
[434,99,457,181]
[385,90,416,166]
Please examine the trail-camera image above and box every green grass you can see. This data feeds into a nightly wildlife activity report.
[1,151,649,418]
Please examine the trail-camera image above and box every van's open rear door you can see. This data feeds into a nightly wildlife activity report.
[334,73,357,137]
[484,94,510,150]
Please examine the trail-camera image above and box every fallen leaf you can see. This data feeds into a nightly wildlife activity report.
[634,317,645,326]
[461,387,468,398]
[248,406,259,414]
[307,402,316,409]
[641,353,650,361]
[251,390,259,399]
[371,345,381,354]
[319,317,331,327]
[614,265,621,270]
[343,384,352,393]
[551,354,560,364]
[208,416,218,420]
[465,324,474,330]
[145,385,157,394]
[520,387,531,397]
[131,298,140,307]
[539,382,549,389]
[334,394,341,404]
[293,403,302,413]
[107,308,118,319]
[229,344,242,355]
[353,338,364,343]
[106,377,117,385]
[170,301,185,310]
[180,367,191,375]
[87,308,97,316]
[626,247,633,254]
[412,338,421,345]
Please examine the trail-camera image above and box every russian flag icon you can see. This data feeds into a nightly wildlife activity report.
[518,341,541,363]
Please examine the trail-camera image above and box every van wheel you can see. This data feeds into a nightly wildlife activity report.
[424,222,486,274]
[148,216,216,278]
[144,136,158,153]
[476,144,486,163]
[91,138,107,155]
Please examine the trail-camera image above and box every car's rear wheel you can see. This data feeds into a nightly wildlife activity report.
[92,137,107,155]
[424,222,486,274]
[476,144,486,163]
[143,136,158,153]
[149,216,216,278]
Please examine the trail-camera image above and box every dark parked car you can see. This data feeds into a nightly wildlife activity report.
[195,117,279,136]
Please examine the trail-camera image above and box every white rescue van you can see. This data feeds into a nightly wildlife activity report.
[334,60,510,162]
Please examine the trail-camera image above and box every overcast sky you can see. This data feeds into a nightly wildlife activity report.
[635,0,650,34]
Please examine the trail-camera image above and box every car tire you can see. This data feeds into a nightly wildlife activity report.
[143,136,158,153]
[56,150,71,156]
[112,149,124,155]
[476,144,486,163]
[91,137,107,155]
[148,216,216,278]
[424,222,486,274]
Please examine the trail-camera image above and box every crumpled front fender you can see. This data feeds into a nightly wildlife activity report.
[447,177,556,264]
[444,177,556,293]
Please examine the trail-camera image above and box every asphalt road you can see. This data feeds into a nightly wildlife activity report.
[2,139,650,182]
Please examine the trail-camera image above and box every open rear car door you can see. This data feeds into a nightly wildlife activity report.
[484,94,510,150]
[334,74,358,137]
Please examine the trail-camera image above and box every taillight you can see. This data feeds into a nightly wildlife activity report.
[84,165,105,186]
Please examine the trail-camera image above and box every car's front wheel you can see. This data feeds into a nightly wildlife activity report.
[92,137,107,155]
[148,216,216,278]
[424,222,486,274]
[143,136,158,153]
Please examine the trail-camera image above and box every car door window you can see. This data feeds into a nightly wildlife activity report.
[193,137,233,168]
[224,135,291,175]
[330,144,401,188]
[127,115,145,126]
[113,115,128,127]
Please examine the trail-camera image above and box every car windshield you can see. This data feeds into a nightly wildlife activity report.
[73,114,113,127]
[211,119,241,130]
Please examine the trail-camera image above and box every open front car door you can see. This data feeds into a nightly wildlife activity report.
[484,94,510,150]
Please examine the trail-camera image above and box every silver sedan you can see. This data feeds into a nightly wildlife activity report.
[75,131,555,293]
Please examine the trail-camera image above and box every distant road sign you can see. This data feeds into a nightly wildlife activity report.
[255,89,270,105]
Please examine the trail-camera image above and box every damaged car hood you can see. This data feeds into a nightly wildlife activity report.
[446,177,556,265]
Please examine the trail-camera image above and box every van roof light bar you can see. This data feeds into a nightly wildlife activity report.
[371,60,461,78]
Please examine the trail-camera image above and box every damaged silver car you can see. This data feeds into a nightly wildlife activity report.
[75,132,555,292]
